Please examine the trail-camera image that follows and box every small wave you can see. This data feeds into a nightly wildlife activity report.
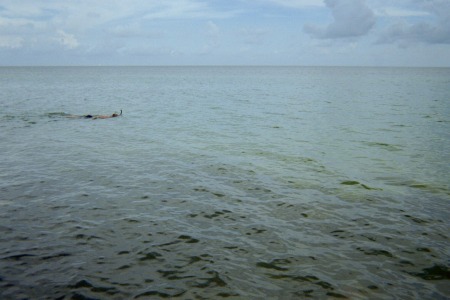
[376,177,449,195]
[46,112,72,117]
[363,141,403,152]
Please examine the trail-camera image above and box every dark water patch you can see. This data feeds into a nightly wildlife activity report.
[193,209,238,221]
[363,141,403,152]
[340,180,380,190]
[71,292,101,300]
[191,271,227,288]
[124,218,140,223]
[69,279,121,297]
[246,228,267,235]
[70,279,94,288]
[193,187,227,198]
[327,291,348,298]
[410,264,450,280]
[404,215,429,224]
[158,269,192,280]
[116,264,131,270]
[186,255,203,266]
[256,261,289,271]
[203,210,227,219]
[178,235,199,243]
[156,240,181,247]
[416,247,432,253]
[74,234,103,241]
[357,247,394,258]
[134,288,186,299]
[399,260,415,266]
[223,245,249,254]
[213,192,226,198]
[341,180,360,186]
[360,234,377,242]
[377,177,449,195]
[2,253,36,261]
[407,183,450,195]
[41,252,72,260]
[270,274,336,292]
[216,291,240,297]
[330,230,354,239]
[138,251,163,261]
[257,261,288,271]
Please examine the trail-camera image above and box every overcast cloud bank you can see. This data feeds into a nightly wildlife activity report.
[0,0,449,66]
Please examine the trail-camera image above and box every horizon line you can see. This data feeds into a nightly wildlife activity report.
[1,64,449,68]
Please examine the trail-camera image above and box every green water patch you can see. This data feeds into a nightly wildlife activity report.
[407,182,449,195]
[363,141,403,152]
[340,180,380,190]
[378,178,450,195]
[250,150,320,167]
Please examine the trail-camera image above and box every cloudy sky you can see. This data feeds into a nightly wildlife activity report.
[1,0,449,66]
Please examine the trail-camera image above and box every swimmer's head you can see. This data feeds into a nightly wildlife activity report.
[112,113,118,117]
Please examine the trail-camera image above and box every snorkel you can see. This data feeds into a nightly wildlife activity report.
[111,110,122,118]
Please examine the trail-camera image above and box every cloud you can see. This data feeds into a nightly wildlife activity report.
[141,1,239,20]
[0,35,24,48]
[304,0,376,39]
[377,0,450,45]
[261,0,324,8]
[377,21,450,45]
[239,27,270,45]
[200,21,220,54]
[375,7,429,17]
[56,30,79,49]
[206,21,220,38]
[108,23,164,39]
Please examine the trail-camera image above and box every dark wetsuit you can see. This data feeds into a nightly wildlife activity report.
[84,115,93,118]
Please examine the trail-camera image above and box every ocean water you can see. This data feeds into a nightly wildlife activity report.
[0,66,449,299]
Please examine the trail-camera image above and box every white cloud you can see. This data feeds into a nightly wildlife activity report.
[261,0,324,8]
[239,27,270,45]
[56,30,79,49]
[108,23,164,39]
[140,1,240,20]
[377,0,450,45]
[0,36,24,48]
[304,0,376,39]
[375,7,429,17]
[0,0,449,66]
[206,21,220,38]
[377,21,450,45]
[199,21,221,55]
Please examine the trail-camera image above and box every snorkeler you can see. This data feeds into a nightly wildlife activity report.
[71,110,122,119]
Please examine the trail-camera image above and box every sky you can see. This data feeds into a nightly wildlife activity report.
[0,0,449,66]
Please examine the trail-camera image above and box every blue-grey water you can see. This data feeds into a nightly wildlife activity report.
[0,66,449,299]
